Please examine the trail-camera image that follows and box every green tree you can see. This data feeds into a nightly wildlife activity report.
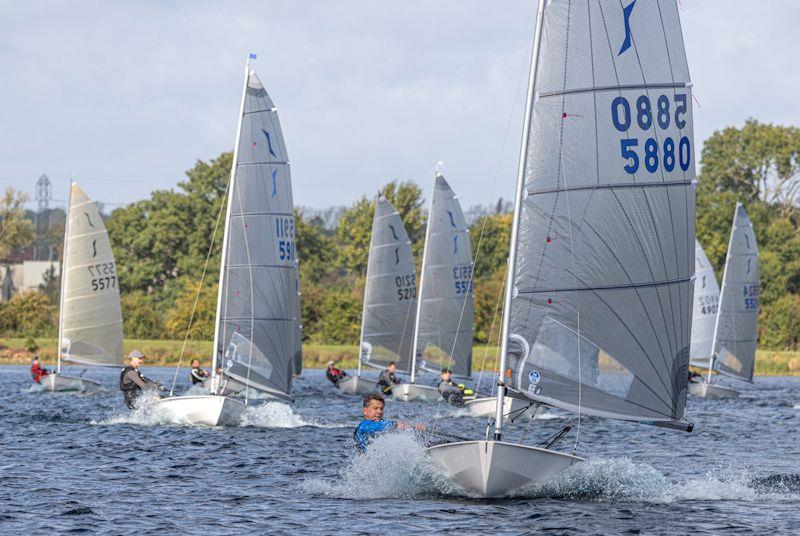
[107,153,230,294]
[335,180,426,276]
[164,278,218,341]
[760,294,800,350]
[121,291,164,339]
[700,119,800,215]
[470,213,511,280]
[0,291,55,337]
[0,188,35,262]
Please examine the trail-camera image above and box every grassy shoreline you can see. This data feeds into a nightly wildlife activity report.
[1,337,799,375]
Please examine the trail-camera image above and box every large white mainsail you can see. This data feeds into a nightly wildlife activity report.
[710,203,759,383]
[214,68,298,401]
[413,173,474,379]
[42,182,124,392]
[689,239,720,368]
[60,182,124,367]
[428,0,695,497]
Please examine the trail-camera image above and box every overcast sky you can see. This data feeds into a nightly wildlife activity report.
[2,1,798,213]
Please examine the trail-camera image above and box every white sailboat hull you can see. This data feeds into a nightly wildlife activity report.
[427,440,582,498]
[392,383,440,402]
[688,382,740,399]
[39,373,103,394]
[464,396,536,420]
[150,395,245,426]
[337,376,375,395]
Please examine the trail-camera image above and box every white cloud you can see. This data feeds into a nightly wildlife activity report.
[0,0,797,212]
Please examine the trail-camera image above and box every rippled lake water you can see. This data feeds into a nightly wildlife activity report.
[1,365,799,534]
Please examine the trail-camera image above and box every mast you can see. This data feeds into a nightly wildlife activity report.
[493,0,546,441]
[409,171,437,383]
[210,56,251,394]
[707,202,741,385]
[56,179,73,374]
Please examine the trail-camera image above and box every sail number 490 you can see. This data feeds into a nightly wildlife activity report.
[611,94,691,175]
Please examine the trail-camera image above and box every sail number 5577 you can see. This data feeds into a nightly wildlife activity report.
[612,94,691,175]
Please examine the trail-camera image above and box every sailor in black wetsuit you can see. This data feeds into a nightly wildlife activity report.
[119,350,162,409]
[437,369,466,407]
[377,362,402,395]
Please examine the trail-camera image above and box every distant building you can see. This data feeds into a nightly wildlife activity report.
[0,261,59,301]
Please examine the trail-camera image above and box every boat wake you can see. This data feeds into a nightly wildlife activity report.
[91,391,191,426]
[240,402,315,428]
[520,458,800,503]
[304,439,800,503]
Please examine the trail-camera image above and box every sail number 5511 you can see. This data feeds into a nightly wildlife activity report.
[611,94,691,175]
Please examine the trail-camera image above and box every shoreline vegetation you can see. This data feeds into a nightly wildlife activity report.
[1,337,799,376]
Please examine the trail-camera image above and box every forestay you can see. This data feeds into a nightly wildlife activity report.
[507,0,695,425]
[712,203,759,382]
[61,183,124,367]
[415,174,474,378]
[217,69,298,399]
[689,239,720,368]
[360,196,417,373]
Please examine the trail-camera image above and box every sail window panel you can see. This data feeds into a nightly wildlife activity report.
[362,299,416,371]
[220,319,293,396]
[230,165,294,216]
[510,283,689,421]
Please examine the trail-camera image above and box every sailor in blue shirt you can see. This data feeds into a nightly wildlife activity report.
[354,392,423,452]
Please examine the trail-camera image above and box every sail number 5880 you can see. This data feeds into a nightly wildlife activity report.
[611,94,691,175]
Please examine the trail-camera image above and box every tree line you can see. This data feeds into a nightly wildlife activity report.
[2,119,800,351]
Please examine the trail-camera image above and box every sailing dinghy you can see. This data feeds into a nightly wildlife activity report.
[428,0,696,497]
[41,182,123,393]
[152,58,298,424]
[338,196,417,396]
[689,204,759,399]
[395,171,475,403]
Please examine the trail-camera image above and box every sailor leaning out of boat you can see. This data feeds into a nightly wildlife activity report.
[119,350,164,409]
[354,392,425,452]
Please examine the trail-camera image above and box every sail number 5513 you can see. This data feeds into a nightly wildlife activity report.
[611,94,691,175]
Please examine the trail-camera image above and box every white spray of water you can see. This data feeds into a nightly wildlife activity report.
[240,401,313,428]
[523,458,800,503]
[302,432,458,499]
[303,439,800,503]
[91,390,187,426]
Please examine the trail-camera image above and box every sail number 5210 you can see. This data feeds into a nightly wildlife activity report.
[611,94,691,175]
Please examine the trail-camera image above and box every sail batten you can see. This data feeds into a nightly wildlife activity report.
[506,0,694,425]
[60,183,124,367]
[216,68,298,398]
